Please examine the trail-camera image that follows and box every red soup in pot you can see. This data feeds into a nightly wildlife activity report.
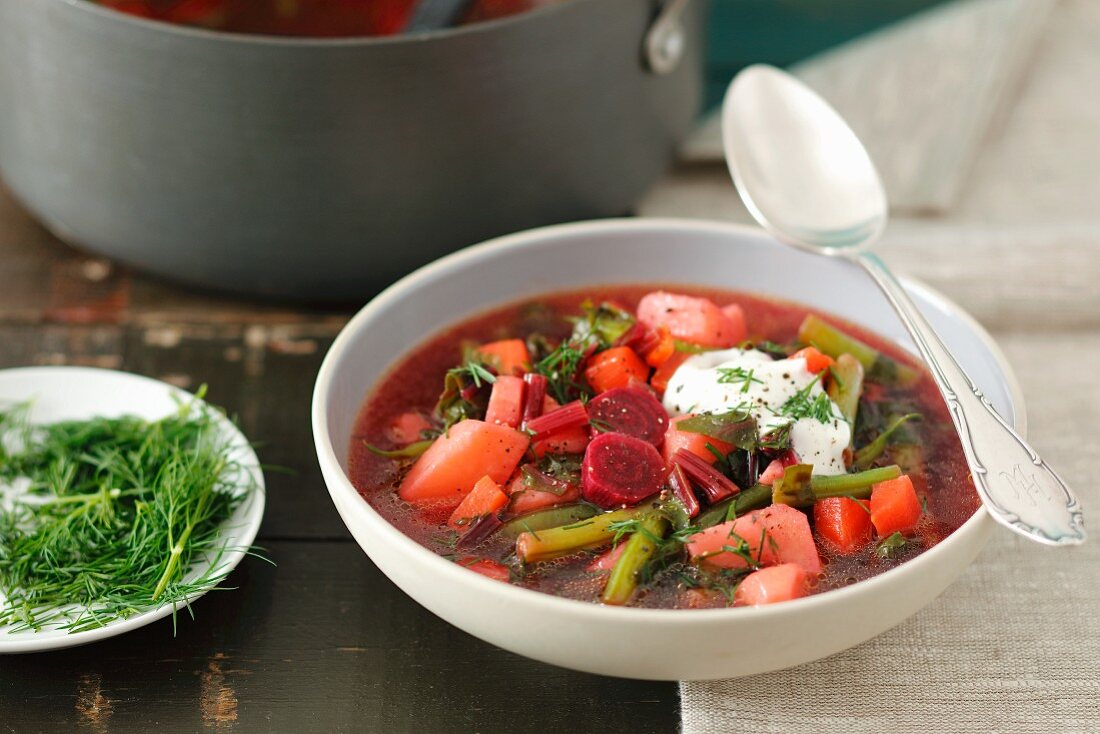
[349,286,979,609]
[94,0,560,37]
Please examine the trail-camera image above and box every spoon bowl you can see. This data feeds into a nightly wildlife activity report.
[722,64,886,255]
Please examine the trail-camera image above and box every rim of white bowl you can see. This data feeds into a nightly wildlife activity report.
[0,366,266,653]
[312,218,1023,624]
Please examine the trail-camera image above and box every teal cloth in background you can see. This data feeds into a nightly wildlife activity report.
[704,0,950,106]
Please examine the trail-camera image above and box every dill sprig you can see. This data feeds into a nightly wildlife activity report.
[776,379,837,423]
[0,396,259,634]
[715,366,763,393]
[534,342,591,404]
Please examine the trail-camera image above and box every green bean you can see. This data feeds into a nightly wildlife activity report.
[696,483,772,528]
[515,508,640,563]
[810,464,902,500]
[501,503,599,539]
[798,315,920,386]
[601,514,669,606]
[772,464,903,507]
[853,413,922,470]
[827,354,864,425]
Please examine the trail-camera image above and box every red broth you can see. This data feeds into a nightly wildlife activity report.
[349,285,979,609]
[95,0,558,37]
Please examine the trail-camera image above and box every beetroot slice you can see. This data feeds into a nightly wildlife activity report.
[586,387,669,447]
[581,432,668,509]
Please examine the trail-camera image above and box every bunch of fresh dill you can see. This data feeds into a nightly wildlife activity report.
[0,395,255,633]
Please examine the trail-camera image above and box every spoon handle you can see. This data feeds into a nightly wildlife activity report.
[856,252,1086,546]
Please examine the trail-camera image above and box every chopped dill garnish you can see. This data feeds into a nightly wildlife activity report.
[0,394,262,634]
[704,442,728,466]
[668,525,702,544]
[534,454,582,484]
[607,517,700,551]
[531,299,635,404]
[464,361,497,388]
[607,518,664,548]
[588,417,615,434]
[776,380,836,423]
[715,366,763,393]
[520,521,541,542]
[759,423,793,452]
[443,359,496,390]
[534,341,591,404]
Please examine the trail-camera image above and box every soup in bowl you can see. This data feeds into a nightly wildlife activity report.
[312,219,1020,679]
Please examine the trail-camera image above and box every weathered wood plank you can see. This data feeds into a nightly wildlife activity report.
[0,319,680,731]
[0,541,679,733]
[124,322,352,542]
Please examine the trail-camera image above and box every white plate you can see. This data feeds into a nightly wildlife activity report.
[0,367,265,653]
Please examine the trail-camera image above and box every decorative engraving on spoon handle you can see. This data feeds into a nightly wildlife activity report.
[857,253,1085,546]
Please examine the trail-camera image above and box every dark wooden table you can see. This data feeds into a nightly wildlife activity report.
[0,186,679,733]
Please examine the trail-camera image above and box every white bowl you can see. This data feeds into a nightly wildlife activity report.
[0,367,265,653]
[312,219,1023,680]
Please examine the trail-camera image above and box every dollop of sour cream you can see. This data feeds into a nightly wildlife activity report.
[663,348,851,475]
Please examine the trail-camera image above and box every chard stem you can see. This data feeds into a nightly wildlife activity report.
[515,508,641,563]
[601,514,669,605]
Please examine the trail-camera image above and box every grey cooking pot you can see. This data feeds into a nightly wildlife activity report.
[0,0,705,301]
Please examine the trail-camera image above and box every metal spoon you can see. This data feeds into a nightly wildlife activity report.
[722,64,1085,546]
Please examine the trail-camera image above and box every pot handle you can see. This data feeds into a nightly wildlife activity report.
[644,0,691,75]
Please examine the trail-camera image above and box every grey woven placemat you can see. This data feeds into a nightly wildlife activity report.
[681,532,1099,733]
[680,331,1100,733]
